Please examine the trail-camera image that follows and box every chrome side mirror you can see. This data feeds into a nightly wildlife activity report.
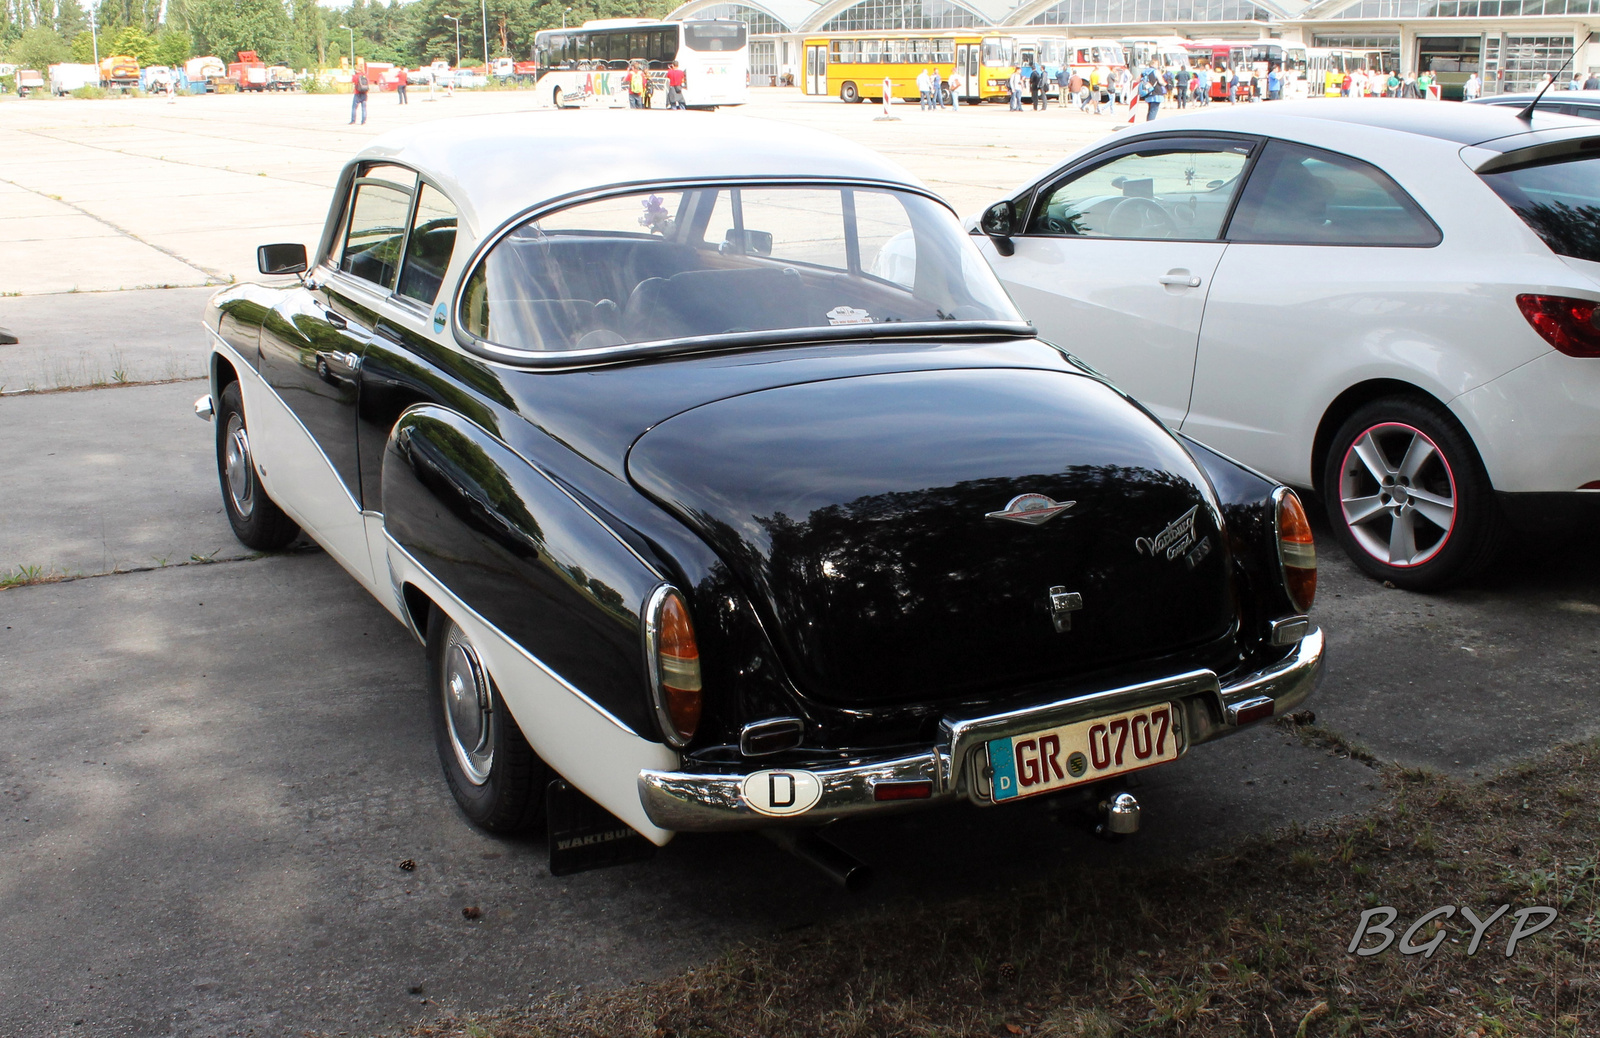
[980,200,1015,257]
[257,243,308,276]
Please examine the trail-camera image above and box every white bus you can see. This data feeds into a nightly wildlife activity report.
[531,19,749,109]
[1119,36,1192,75]
[1016,36,1127,83]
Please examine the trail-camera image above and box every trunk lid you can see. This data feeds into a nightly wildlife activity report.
[628,367,1235,706]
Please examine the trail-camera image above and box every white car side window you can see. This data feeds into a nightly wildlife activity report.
[1030,146,1252,241]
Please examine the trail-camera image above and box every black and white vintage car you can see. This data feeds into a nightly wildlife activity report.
[199,113,1324,879]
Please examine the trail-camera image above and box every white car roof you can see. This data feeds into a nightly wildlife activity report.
[1113,98,1597,148]
[353,112,927,242]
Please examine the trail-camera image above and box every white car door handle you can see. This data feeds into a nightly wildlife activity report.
[1159,274,1203,288]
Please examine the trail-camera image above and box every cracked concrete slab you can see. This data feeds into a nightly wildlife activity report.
[0,378,254,579]
[0,286,215,393]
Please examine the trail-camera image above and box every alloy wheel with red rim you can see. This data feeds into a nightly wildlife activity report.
[1337,421,1458,568]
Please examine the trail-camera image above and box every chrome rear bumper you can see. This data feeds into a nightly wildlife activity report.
[637,627,1324,833]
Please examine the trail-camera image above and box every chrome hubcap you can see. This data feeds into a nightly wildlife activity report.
[442,623,494,785]
[224,414,255,520]
[1339,422,1457,567]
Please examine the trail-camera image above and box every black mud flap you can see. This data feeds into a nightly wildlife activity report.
[546,779,657,876]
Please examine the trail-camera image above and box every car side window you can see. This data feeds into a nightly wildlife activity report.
[1226,140,1441,247]
[1028,144,1253,241]
[339,164,418,290]
[396,183,458,305]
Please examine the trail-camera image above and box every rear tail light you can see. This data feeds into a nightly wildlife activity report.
[1274,488,1317,614]
[1516,294,1600,358]
[644,586,702,747]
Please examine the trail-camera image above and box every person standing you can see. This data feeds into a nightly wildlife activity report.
[1138,69,1163,120]
[1266,65,1281,101]
[1462,71,1480,100]
[396,66,408,104]
[932,67,948,109]
[666,60,686,108]
[916,67,931,110]
[1032,63,1048,109]
[1174,64,1190,108]
[1058,65,1072,109]
[1008,67,1022,110]
[948,68,962,109]
[349,64,369,124]
[1417,69,1435,98]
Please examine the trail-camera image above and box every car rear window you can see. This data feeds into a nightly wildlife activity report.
[1480,153,1600,263]
[458,185,1022,356]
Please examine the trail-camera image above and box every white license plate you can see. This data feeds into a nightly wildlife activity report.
[987,703,1179,802]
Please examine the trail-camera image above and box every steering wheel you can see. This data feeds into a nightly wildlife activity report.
[1105,196,1179,238]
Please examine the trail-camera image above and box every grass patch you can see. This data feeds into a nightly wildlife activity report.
[411,741,1600,1038]
[70,85,108,100]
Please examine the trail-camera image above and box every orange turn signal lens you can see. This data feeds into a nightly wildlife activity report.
[1274,488,1317,614]
[648,587,702,747]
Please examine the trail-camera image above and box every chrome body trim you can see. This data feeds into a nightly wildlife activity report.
[637,627,1325,832]
[195,394,214,421]
[1269,615,1311,646]
[384,531,642,738]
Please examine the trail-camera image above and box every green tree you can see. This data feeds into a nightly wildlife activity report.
[54,0,88,43]
[70,30,102,62]
[152,27,191,65]
[171,0,293,64]
[108,23,155,61]
[10,25,70,68]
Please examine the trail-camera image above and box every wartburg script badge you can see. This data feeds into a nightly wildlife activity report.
[986,493,1075,526]
[1135,505,1206,565]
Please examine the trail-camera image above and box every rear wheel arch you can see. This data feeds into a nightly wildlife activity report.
[1311,379,1451,499]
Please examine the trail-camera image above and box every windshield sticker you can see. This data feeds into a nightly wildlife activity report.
[826,306,872,325]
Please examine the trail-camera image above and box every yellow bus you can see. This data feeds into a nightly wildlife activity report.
[802,31,1018,105]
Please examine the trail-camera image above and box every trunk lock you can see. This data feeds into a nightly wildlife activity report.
[1048,587,1084,633]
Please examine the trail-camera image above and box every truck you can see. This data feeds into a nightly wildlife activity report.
[49,63,98,95]
[267,65,298,90]
[16,68,44,96]
[228,51,268,91]
[99,55,140,89]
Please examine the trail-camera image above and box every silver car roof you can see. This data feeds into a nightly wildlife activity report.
[353,111,928,243]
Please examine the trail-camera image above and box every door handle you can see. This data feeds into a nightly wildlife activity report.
[325,310,348,329]
[1159,274,1203,288]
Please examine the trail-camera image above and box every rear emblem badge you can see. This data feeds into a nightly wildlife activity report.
[1136,505,1202,563]
[987,493,1075,525]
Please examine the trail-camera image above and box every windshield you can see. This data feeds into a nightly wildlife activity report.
[983,38,1016,67]
[683,21,747,52]
[460,185,1024,355]
[1481,153,1600,263]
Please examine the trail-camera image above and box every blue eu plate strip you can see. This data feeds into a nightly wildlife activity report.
[988,736,1019,801]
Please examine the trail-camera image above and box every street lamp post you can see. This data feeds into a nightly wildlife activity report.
[481,0,490,73]
[563,6,572,28]
[443,15,461,70]
[344,23,354,67]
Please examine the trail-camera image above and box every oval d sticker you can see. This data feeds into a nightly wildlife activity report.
[741,770,823,817]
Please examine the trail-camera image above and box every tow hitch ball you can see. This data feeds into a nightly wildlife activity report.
[1095,791,1141,838]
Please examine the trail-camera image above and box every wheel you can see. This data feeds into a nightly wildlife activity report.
[552,84,564,108]
[1322,396,1503,590]
[840,81,860,103]
[215,381,300,551]
[425,608,548,833]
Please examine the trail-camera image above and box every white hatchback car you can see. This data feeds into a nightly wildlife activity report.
[973,100,1600,589]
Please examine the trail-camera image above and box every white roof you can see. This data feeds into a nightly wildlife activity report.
[354,111,925,244]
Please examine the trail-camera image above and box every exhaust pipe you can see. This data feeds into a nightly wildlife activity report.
[1095,791,1141,838]
[764,829,873,891]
